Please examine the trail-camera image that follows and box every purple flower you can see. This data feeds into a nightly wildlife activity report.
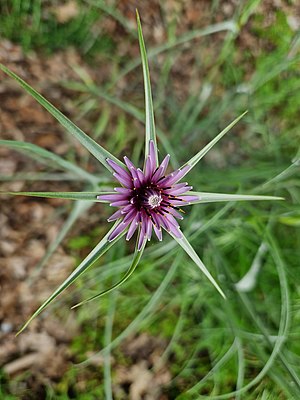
[97,140,199,250]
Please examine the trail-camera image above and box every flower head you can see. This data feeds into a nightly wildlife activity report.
[98,140,199,249]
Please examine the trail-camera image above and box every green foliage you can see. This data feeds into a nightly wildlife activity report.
[0,0,115,56]
[1,1,300,398]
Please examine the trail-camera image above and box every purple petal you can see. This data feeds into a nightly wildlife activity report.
[147,219,152,241]
[126,214,140,241]
[182,195,201,203]
[110,200,130,207]
[164,185,192,195]
[107,159,131,180]
[153,224,162,241]
[165,213,180,229]
[150,212,161,229]
[169,195,200,206]
[129,168,143,189]
[164,182,188,191]
[156,214,170,232]
[162,207,183,220]
[107,209,123,222]
[137,231,146,251]
[114,187,132,194]
[97,194,128,202]
[162,213,182,238]
[173,165,191,183]
[141,210,152,241]
[168,223,182,238]
[149,140,157,169]
[151,154,170,182]
[137,218,148,250]
[121,204,134,214]
[124,156,137,176]
[158,171,179,187]
[144,156,153,180]
[137,168,146,185]
[140,212,148,234]
[113,172,132,187]
[159,165,191,186]
[159,154,170,176]
[122,208,137,224]
[108,220,130,241]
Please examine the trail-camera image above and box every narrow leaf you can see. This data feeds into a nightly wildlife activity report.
[0,172,83,182]
[71,237,147,308]
[170,231,226,299]
[3,191,114,202]
[0,140,97,183]
[189,191,284,204]
[0,64,125,172]
[181,111,248,179]
[136,10,158,165]
[16,221,125,335]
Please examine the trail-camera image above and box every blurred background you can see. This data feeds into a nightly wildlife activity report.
[0,1,300,399]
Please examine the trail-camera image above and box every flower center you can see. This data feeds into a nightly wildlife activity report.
[148,193,162,208]
[131,187,163,210]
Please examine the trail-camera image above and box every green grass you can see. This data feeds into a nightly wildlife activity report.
[0,0,118,57]
[1,1,300,398]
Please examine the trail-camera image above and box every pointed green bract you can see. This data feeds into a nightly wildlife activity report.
[0,140,97,183]
[136,10,158,166]
[181,111,248,179]
[71,237,147,309]
[3,191,113,202]
[189,192,284,204]
[170,231,226,299]
[0,63,125,172]
[16,222,125,335]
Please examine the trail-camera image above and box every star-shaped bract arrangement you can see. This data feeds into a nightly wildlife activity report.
[0,11,282,334]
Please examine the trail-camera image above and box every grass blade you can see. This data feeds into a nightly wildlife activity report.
[136,10,158,164]
[3,191,113,202]
[181,111,248,178]
[82,253,181,361]
[71,237,147,308]
[189,191,284,204]
[0,63,125,172]
[170,231,226,299]
[112,20,237,85]
[16,221,125,335]
[0,140,97,183]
